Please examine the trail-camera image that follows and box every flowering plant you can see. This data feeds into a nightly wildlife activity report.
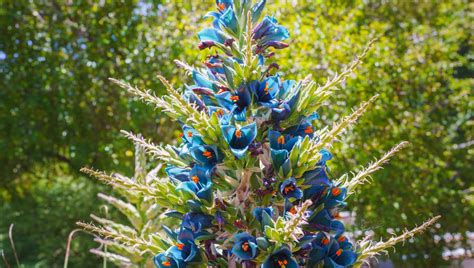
[79,1,439,267]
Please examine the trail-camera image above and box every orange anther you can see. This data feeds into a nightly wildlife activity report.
[289,206,297,214]
[284,185,295,194]
[321,237,330,245]
[277,135,285,144]
[335,249,342,256]
[230,95,239,102]
[337,236,345,242]
[187,131,193,137]
[202,150,213,158]
[176,243,185,250]
[331,187,341,196]
[304,125,313,134]
[192,176,199,183]
[235,129,242,138]
[241,241,249,252]
[218,3,226,10]
[263,82,270,94]
[162,261,171,266]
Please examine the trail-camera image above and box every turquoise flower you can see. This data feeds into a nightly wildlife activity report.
[190,145,221,167]
[307,209,345,234]
[268,130,302,175]
[262,247,298,268]
[252,206,274,230]
[175,165,213,202]
[308,232,357,268]
[302,166,331,200]
[166,230,201,265]
[270,92,299,123]
[253,16,289,48]
[180,212,214,236]
[215,85,251,121]
[166,165,191,182]
[198,28,229,49]
[216,0,233,13]
[283,119,316,138]
[249,76,280,108]
[221,122,257,158]
[231,232,258,261]
[218,7,239,34]
[280,178,303,200]
[153,252,181,268]
[252,206,274,222]
[324,185,347,209]
[251,0,267,22]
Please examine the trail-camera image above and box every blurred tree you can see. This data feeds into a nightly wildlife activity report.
[0,0,210,266]
[0,0,205,188]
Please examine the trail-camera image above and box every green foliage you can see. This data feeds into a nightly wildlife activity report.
[0,1,207,266]
[0,165,102,267]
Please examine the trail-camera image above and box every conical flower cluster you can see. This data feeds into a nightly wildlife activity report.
[79,1,439,267]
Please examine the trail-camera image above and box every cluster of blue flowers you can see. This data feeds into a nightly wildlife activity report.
[153,1,358,267]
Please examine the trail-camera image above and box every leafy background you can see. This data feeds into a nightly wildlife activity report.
[0,0,472,267]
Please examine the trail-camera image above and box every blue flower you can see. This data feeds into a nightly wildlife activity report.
[218,7,238,34]
[172,125,206,162]
[167,230,201,264]
[280,178,303,200]
[262,247,298,268]
[270,91,299,123]
[253,16,289,47]
[251,0,267,22]
[181,212,214,235]
[176,165,213,202]
[215,85,251,121]
[181,125,203,145]
[183,90,207,111]
[166,166,191,182]
[307,232,331,266]
[334,234,353,250]
[324,186,347,210]
[198,28,229,48]
[192,70,217,91]
[221,122,257,158]
[252,206,274,229]
[308,232,357,268]
[190,145,221,167]
[268,130,302,175]
[205,55,225,75]
[249,76,280,108]
[231,232,258,261]
[302,166,331,202]
[252,206,274,222]
[307,209,345,234]
[283,119,315,138]
[268,130,301,151]
[216,0,233,12]
[153,252,181,268]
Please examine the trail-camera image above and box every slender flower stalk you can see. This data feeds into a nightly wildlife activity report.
[77,222,162,253]
[340,141,409,194]
[354,216,441,267]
